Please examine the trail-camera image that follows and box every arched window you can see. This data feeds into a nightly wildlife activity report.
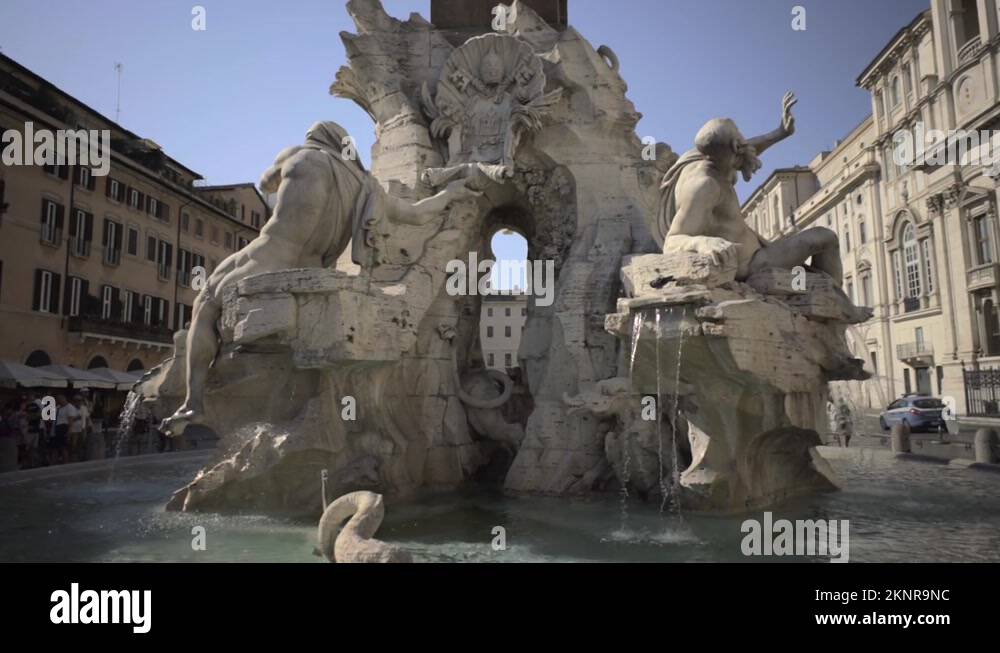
[126,359,145,372]
[87,356,109,370]
[24,350,51,367]
[890,76,901,107]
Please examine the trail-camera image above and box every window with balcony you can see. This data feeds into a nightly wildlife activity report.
[956,0,982,62]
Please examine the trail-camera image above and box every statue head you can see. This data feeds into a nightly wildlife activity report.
[694,118,762,182]
[480,49,505,86]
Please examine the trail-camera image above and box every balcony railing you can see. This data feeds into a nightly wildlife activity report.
[958,36,981,64]
[67,315,173,344]
[903,296,922,313]
[968,263,998,290]
[897,341,934,361]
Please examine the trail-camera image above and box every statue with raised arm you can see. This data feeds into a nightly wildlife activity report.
[655,93,855,297]
[160,121,479,437]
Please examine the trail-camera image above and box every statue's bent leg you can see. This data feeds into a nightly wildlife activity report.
[749,227,842,284]
[161,290,222,436]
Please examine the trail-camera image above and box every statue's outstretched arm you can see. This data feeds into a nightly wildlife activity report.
[387,179,481,226]
[746,92,797,156]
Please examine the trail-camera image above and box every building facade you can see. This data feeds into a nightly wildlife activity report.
[0,54,267,373]
[744,0,1000,415]
[480,294,528,371]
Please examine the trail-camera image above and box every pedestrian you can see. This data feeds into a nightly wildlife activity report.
[0,401,21,472]
[51,394,76,465]
[68,394,87,461]
[835,399,853,448]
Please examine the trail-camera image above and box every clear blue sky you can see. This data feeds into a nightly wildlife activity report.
[0,0,929,268]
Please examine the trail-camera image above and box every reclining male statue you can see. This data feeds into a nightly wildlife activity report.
[160,121,480,436]
[655,92,871,322]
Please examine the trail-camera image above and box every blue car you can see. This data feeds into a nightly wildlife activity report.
[879,395,948,433]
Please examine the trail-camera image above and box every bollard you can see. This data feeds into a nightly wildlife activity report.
[891,423,911,454]
[974,428,999,464]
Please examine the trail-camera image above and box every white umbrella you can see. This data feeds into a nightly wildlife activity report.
[38,364,117,390]
[87,367,143,391]
[0,360,70,389]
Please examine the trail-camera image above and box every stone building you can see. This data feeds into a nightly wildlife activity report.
[745,1,1000,416]
[0,53,266,373]
[479,293,528,370]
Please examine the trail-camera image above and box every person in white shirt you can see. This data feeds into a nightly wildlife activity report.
[52,395,79,465]
[72,394,91,461]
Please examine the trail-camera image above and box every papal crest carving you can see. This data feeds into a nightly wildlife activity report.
[421,32,561,187]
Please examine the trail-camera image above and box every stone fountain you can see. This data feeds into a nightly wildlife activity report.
[139,0,868,520]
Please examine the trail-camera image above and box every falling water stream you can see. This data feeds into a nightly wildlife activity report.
[108,388,142,483]
[670,306,686,519]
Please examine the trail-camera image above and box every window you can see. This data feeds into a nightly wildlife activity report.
[66,276,86,317]
[983,296,1000,355]
[488,353,495,367]
[521,308,527,317]
[505,307,511,317]
[103,219,122,266]
[504,325,512,338]
[861,273,872,307]
[843,229,851,253]
[178,249,193,287]
[101,285,115,320]
[129,187,142,210]
[32,269,60,313]
[858,219,867,244]
[121,290,136,323]
[75,167,95,191]
[846,279,855,304]
[156,240,173,280]
[974,215,993,264]
[487,326,494,338]
[106,178,124,203]
[147,196,158,216]
[147,235,157,262]
[181,212,190,232]
[40,199,63,245]
[504,353,512,368]
[195,219,204,238]
[921,238,935,294]
[890,76,901,107]
[127,226,139,256]
[902,224,921,298]
[902,63,913,96]
[251,211,261,229]
[69,209,92,257]
[43,163,69,179]
[487,308,494,317]
[176,303,193,330]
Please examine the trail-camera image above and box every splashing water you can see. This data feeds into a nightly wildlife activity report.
[108,389,142,482]
[670,306,686,518]
[655,308,668,513]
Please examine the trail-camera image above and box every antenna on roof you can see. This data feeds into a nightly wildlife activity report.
[114,62,123,123]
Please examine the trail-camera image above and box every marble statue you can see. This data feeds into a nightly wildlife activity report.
[318,491,412,563]
[160,121,479,437]
[657,96,836,281]
[421,32,561,187]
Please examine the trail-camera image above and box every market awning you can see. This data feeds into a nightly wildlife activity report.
[87,367,143,391]
[0,360,70,389]
[37,364,117,390]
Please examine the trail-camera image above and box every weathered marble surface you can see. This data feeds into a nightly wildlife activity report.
[605,253,867,512]
[318,491,412,563]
